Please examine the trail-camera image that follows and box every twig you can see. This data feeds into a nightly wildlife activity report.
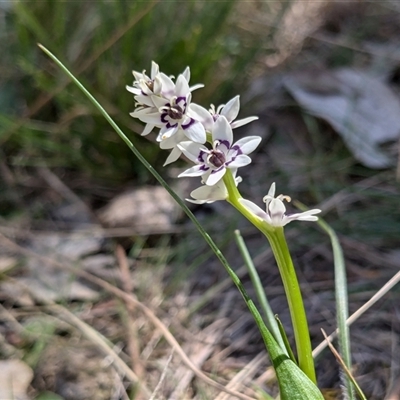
[321,329,366,400]
[149,350,174,400]
[115,245,146,385]
[313,268,400,358]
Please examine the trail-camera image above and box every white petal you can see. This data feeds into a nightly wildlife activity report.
[182,66,190,82]
[213,115,232,145]
[134,94,155,107]
[175,74,190,98]
[189,181,228,204]
[188,103,214,132]
[263,183,276,209]
[138,82,153,96]
[268,198,286,227]
[132,70,148,81]
[158,125,178,140]
[137,112,162,125]
[178,141,207,163]
[288,209,321,222]
[238,198,269,220]
[205,168,226,186]
[186,197,210,205]
[233,136,262,155]
[189,83,205,92]
[153,75,162,95]
[231,116,259,129]
[126,85,141,95]
[228,154,252,168]
[221,95,240,122]
[159,130,185,149]
[178,165,207,178]
[163,147,182,166]
[150,61,159,79]
[183,120,206,143]
[152,96,169,109]
[269,183,276,196]
[141,123,155,136]
[130,111,162,126]
[158,73,176,98]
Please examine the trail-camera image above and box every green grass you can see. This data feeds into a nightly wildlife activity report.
[1,0,270,195]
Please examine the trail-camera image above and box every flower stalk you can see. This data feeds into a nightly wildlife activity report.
[223,169,317,383]
[266,227,317,384]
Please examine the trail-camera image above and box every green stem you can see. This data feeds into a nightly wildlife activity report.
[233,229,287,354]
[267,228,316,384]
[223,170,316,384]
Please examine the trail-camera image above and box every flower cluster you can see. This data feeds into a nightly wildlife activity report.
[127,62,321,226]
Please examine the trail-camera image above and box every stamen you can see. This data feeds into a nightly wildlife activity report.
[167,105,183,120]
[278,195,291,203]
[145,80,154,92]
[208,150,226,168]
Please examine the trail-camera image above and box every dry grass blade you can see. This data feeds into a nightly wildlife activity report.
[214,353,268,400]
[115,244,146,392]
[150,349,174,400]
[4,276,151,397]
[313,269,400,358]
[321,329,366,400]
[0,232,257,400]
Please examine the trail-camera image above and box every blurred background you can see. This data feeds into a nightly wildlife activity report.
[1,1,400,399]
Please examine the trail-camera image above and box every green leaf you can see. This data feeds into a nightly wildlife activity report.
[276,358,324,400]
[254,304,324,400]
[315,216,355,400]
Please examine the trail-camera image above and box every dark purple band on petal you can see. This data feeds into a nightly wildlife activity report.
[161,113,178,129]
[176,96,187,104]
[231,144,243,155]
[182,117,195,130]
[218,139,231,149]
[198,150,207,163]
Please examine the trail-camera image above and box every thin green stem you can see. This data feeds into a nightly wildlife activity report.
[223,170,316,384]
[267,229,316,384]
[234,229,287,354]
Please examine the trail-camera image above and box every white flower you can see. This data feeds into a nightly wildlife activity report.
[178,116,262,186]
[239,183,321,227]
[127,62,204,136]
[126,61,174,99]
[131,74,207,144]
[187,174,242,204]
[209,95,258,129]
[159,103,214,166]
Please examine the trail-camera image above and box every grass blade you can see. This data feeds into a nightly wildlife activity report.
[314,216,355,400]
